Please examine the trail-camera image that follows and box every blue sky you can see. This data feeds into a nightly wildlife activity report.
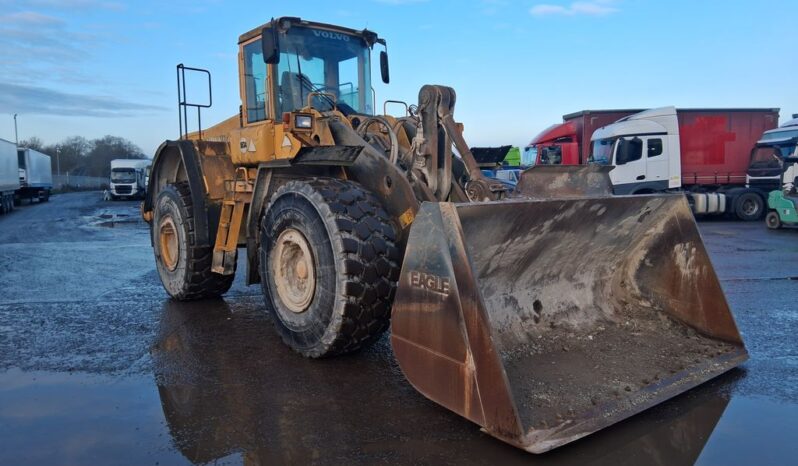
[0,0,795,155]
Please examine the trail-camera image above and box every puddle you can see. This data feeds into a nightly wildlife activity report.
[1,300,796,465]
[86,209,143,229]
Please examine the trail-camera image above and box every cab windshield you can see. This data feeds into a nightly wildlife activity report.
[277,26,372,115]
[590,138,615,165]
[760,129,798,142]
[111,169,136,183]
[522,146,537,166]
[749,144,796,169]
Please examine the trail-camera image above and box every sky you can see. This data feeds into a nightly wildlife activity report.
[0,0,796,156]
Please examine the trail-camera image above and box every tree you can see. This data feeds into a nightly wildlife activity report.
[85,135,147,177]
[43,136,91,175]
[17,134,148,177]
[19,137,45,151]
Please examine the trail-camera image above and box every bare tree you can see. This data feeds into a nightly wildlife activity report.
[18,137,45,151]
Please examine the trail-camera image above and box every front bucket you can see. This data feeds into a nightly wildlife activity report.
[390,195,747,453]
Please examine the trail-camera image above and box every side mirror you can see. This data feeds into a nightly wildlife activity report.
[261,27,280,64]
[380,50,390,84]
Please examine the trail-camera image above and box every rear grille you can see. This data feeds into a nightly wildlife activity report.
[115,185,132,194]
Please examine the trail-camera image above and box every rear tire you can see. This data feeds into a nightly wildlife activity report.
[259,178,401,358]
[766,211,781,230]
[152,182,235,300]
[734,192,764,221]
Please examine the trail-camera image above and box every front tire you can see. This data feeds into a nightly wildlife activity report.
[152,182,235,300]
[259,178,401,358]
[766,211,781,230]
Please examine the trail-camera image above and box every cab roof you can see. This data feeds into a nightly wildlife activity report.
[238,16,382,46]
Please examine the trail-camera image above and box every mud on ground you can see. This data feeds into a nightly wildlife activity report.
[501,306,740,432]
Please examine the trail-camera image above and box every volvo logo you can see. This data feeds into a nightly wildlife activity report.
[312,30,351,42]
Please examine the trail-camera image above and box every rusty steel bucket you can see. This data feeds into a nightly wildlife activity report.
[390,194,747,453]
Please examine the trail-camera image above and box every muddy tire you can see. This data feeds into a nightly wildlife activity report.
[734,192,764,221]
[259,178,400,358]
[153,182,234,300]
[766,211,781,230]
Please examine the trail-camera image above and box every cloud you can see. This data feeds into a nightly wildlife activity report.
[0,11,64,25]
[530,0,619,17]
[0,83,167,117]
[0,10,102,84]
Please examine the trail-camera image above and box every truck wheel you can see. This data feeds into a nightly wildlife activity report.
[259,178,400,358]
[766,211,781,230]
[153,182,235,300]
[734,192,764,221]
[40,190,50,202]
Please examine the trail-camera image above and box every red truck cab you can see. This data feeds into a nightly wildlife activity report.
[526,110,645,166]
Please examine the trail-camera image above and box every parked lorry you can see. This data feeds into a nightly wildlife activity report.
[141,17,747,454]
[16,147,53,203]
[524,109,644,166]
[0,138,20,214]
[109,159,151,199]
[589,106,779,220]
[746,114,798,192]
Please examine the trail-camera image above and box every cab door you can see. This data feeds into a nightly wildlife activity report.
[643,136,668,187]
[610,137,646,194]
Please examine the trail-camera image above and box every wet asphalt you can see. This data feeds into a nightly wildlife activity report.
[0,191,796,465]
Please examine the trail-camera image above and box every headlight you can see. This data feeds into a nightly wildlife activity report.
[295,114,313,129]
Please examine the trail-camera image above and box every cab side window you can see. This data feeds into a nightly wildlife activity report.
[647,138,663,158]
[243,41,268,122]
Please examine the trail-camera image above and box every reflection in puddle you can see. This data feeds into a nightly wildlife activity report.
[151,299,746,465]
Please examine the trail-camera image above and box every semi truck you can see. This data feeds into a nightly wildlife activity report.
[589,106,779,220]
[17,147,53,203]
[746,114,798,192]
[523,109,644,166]
[109,159,151,200]
[0,138,20,214]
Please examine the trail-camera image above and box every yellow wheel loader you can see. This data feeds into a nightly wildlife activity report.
[142,17,748,453]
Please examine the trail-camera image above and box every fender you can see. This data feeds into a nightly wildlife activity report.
[144,139,232,248]
[244,137,422,285]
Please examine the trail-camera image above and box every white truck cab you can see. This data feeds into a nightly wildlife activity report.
[109,159,151,200]
[589,107,682,194]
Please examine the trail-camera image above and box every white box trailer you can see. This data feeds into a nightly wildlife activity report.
[17,147,53,203]
[109,158,151,199]
[0,138,20,214]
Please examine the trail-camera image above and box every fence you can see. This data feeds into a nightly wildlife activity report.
[53,174,108,191]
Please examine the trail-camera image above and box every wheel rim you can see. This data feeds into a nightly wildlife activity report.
[159,216,179,271]
[271,228,316,313]
[742,198,759,216]
[767,213,779,228]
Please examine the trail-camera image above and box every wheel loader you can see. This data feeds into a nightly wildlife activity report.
[142,17,748,453]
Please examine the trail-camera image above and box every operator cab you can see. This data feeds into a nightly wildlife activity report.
[238,17,388,124]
